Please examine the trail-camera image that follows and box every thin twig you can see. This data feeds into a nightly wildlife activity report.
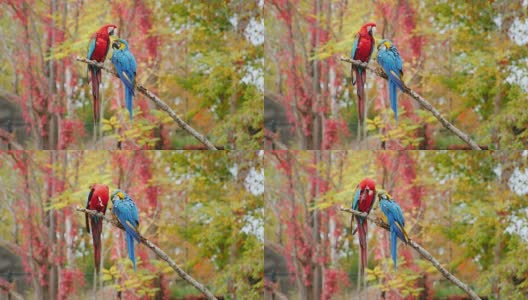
[77,207,218,300]
[340,57,482,150]
[0,280,24,300]
[0,129,23,150]
[76,57,218,150]
[340,207,481,300]
[264,129,288,150]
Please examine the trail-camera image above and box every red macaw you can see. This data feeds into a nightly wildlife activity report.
[87,24,117,124]
[351,178,377,276]
[85,183,110,272]
[350,23,376,138]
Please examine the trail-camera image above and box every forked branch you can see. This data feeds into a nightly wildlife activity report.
[341,57,482,150]
[76,57,218,150]
[340,207,481,300]
[77,207,218,300]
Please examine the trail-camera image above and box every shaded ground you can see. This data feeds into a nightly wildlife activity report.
[0,246,28,296]
[0,94,26,149]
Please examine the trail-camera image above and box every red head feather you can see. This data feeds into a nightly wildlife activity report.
[359,178,376,194]
[96,24,117,37]
[359,22,376,36]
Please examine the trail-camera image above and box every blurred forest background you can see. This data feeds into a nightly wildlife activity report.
[0,151,263,299]
[0,0,263,150]
[264,150,528,299]
[265,0,528,150]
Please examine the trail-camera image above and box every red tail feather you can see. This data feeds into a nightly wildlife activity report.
[351,214,357,235]
[357,218,368,275]
[85,213,90,234]
[91,218,103,272]
[355,69,365,124]
[90,68,101,124]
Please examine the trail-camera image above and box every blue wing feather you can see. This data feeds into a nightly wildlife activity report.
[87,38,97,74]
[86,189,92,209]
[352,187,361,210]
[113,197,140,270]
[377,43,405,121]
[112,51,135,92]
[351,34,360,60]
[380,198,408,270]
[112,46,137,120]
[87,38,96,60]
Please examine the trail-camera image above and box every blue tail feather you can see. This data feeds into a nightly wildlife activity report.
[126,232,136,271]
[391,228,398,270]
[123,222,139,270]
[392,75,404,91]
[389,81,398,121]
[125,87,133,120]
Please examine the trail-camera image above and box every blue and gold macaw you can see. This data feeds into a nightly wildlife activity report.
[111,189,140,270]
[111,39,137,120]
[376,40,404,121]
[378,190,409,270]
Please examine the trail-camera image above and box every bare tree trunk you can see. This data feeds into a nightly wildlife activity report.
[22,3,41,149]
[283,3,305,149]
[47,151,58,300]
[20,155,42,299]
[310,0,322,150]
[287,155,307,300]
[311,151,322,300]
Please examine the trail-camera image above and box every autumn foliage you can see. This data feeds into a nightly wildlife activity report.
[0,151,263,298]
[0,1,263,150]
[265,0,528,149]
[265,150,528,299]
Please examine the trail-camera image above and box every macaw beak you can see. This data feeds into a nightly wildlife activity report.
[112,41,120,50]
[111,194,119,203]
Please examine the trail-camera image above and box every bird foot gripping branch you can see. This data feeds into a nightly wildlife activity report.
[75,57,218,150]
[340,56,482,150]
[77,204,218,300]
[340,188,481,300]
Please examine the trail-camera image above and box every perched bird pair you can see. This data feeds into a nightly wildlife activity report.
[351,179,409,272]
[351,23,405,125]
[85,185,140,272]
[87,24,137,123]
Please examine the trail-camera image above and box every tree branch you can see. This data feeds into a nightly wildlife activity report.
[264,129,288,150]
[0,279,24,300]
[340,207,481,300]
[340,57,482,150]
[0,129,23,150]
[76,207,218,300]
[75,57,218,150]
